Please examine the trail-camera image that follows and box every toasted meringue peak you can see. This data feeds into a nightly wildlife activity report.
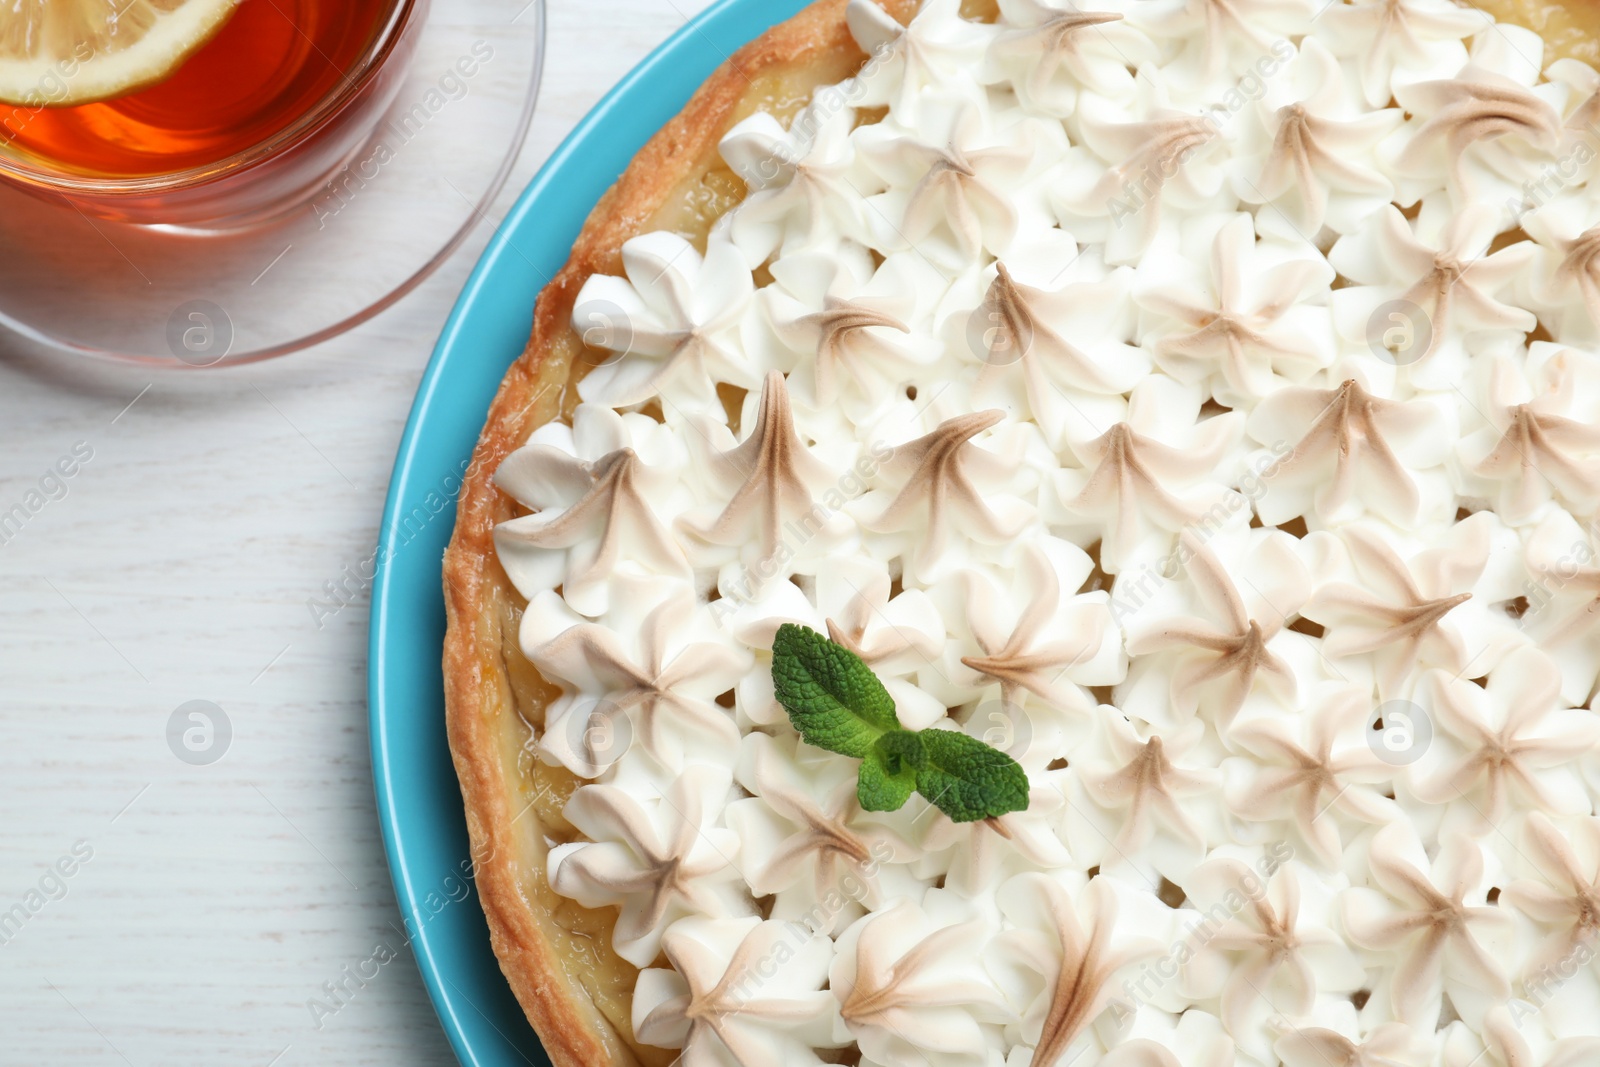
[1257,104,1380,231]
[573,231,756,410]
[1073,423,1204,543]
[1502,813,1600,973]
[1303,524,1478,692]
[1084,720,1216,853]
[1316,0,1486,109]
[857,89,1059,269]
[1126,529,1300,728]
[1552,226,1600,333]
[1520,515,1600,704]
[797,296,912,407]
[996,874,1160,1066]
[549,769,748,968]
[750,799,872,891]
[1478,1006,1600,1067]
[767,248,942,415]
[635,916,849,1065]
[1225,689,1393,866]
[845,0,995,120]
[1330,203,1534,371]
[973,261,1151,398]
[1414,647,1599,827]
[1464,352,1600,523]
[1204,0,1310,76]
[527,588,750,774]
[819,562,944,673]
[1272,1023,1424,1067]
[729,734,911,914]
[1395,65,1562,196]
[1250,377,1446,526]
[960,542,1105,713]
[683,370,833,561]
[1071,109,1225,260]
[495,444,690,617]
[989,0,1128,111]
[898,136,1029,265]
[1188,858,1364,1035]
[1139,213,1331,402]
[918,780,1073,889]
[1341,826,1512,1027]
[1242,40,1399,234]
[721,105,871,263]
[831,897,1010,1067]
[863,408,1030,577]
[1048,374,1241,569]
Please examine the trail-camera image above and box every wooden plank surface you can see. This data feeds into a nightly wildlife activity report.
[0,2,713,1063]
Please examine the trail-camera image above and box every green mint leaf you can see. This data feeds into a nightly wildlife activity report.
[858,731,924,811]
[771,623,899,758]
[874,730,927,775]
[915,729,1030,823]
[858,751,918,812]
[768,624,1032,821]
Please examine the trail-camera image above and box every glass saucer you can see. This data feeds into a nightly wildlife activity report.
[0,0,545,368]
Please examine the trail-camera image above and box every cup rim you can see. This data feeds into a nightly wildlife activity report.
[0,0,420,197]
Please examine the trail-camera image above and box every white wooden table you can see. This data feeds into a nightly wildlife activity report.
[0,3,710,1062]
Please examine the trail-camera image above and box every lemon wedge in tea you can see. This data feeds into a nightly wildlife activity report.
[0,0,242,108]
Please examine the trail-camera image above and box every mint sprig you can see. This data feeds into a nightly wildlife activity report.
[770,623,1030,823]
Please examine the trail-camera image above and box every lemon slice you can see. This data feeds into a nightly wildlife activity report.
[0,0,242,108]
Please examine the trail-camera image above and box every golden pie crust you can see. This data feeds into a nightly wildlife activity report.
[439,1,1600,1065]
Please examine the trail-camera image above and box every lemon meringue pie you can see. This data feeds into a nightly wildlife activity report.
[442,1,1600,1065]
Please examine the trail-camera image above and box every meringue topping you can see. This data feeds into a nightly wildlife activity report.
[898,135,1028,263]
[571,232,756,410]
[973,262,1150,397]
[1466,352,1600,521]
[495,444,688,617]
[1072,110,1221,258]
[832,897,1009,1067]
[549,770,748,967]
[862,408,1027,577]
[1126,530,1298,728]
[1554,226,1600,331]
[1329,204,1535,369]
[1225,688,1393,867]
[1189,858,1363,1034]
[1068,422,1220,567]
[1252,377,1438,525]
[635,917,849,1065]
[1242,39,1399,234]
[1001,875,1156,1066]
[732,733,899,902]
[1503,812,1600,970]
[1139,213,1330,401]
[1341,827,1512,1027]
[796,297,912,407]
[959,542,1104,711]
[1317,0,1486,109]
[1272,1022,1422,1067]
[683,370,832,563]
[1301,524,1476,692]
[1413,647,1599,827]
[990,3,1124,108]
[528,587,751,773]
[1084,728,1214,853]
[1396,67,1563,196]
[481,0,1600,1062]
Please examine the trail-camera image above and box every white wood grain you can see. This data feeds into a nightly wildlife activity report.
[0,2,713,1063]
